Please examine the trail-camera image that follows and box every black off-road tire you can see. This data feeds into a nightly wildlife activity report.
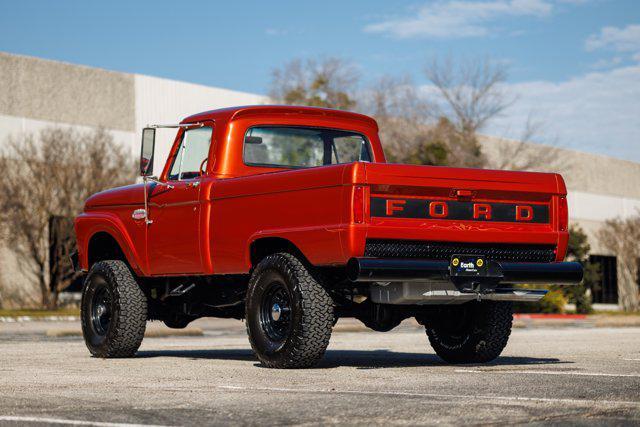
[81,260,147,358]
[245,253,334,369]
[425,301,512,364]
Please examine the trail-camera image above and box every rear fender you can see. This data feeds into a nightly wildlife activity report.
[246,228,345,270]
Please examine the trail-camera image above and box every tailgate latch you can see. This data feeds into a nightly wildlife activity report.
[452,189,475,199]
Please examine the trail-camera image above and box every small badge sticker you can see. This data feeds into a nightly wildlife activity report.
[451,255,487,277]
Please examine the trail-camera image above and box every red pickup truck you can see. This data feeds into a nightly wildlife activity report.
[74,105,582,368]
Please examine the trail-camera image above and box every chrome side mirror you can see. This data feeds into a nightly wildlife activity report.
[140,128,156,176]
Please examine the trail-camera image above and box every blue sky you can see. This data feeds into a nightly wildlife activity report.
[1,0,639,161]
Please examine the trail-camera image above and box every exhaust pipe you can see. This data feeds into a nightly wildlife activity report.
[498,261,583,285]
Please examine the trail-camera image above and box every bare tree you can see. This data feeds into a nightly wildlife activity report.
[0,127,136,308]
[363,74,485,167]
[362,57,506,168]
[363,76,439,164]
[482,115,570,173]
[269,57,359,110]
[597,214,640,312]
[425,56,512,134]
[269,55,557,171]
[424,57,566,172]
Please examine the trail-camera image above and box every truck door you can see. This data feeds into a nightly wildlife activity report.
[146,125,213,275]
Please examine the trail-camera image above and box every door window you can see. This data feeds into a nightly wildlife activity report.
[168,127,212,180]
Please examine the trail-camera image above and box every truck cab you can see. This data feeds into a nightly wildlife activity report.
[75,105,583,368]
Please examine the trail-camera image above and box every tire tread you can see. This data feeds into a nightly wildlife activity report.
[81,260,147,358]
[246,253,334,368]
[426,301,512,364]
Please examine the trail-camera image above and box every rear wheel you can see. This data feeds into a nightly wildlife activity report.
[81,260,147,358]
[425,301,513,364]
[245,253,334,368]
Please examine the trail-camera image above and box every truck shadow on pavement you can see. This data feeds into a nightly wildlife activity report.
[136,348,569,369]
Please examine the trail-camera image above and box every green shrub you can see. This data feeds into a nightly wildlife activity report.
[536,290,568,314]
[515,226,601,314]
[514,287,567,314]
[563,225,600,314]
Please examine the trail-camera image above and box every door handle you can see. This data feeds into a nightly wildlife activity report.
[187,181,200,188]
[132,208,148,221]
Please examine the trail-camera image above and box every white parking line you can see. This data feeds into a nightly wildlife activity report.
[455,369,640,378]
[0,416,170,427]
[623,358,640,361]
[217,385,640,407]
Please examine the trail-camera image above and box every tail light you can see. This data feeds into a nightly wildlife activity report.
[353,186,366,224]
[558,196,568,231]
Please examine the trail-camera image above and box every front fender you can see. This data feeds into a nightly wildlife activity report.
[75,211,147,275]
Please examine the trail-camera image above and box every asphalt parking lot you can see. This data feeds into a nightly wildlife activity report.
[1,318,639,426]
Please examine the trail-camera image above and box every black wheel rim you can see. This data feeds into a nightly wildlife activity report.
[90,279,112,336]
[434,304,473,345]
[259,281,292,343]
[445,309,470,338]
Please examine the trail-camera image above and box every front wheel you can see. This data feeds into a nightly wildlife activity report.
[425,301,513,364]
[245,253,334,368]
[81,260,147,358]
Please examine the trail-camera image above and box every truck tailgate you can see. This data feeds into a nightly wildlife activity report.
[364,163,561,199]
[356,163,567,258]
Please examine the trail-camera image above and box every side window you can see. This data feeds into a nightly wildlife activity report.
[332,135,371,164]
[168,127,212,180]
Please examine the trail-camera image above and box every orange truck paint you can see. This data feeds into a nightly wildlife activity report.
[75,105,570,277]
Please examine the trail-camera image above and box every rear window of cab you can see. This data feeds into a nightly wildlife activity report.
[243,126,372,168]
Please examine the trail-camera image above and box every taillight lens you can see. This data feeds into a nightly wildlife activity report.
[353,186,366,224]
[558,196,568,231]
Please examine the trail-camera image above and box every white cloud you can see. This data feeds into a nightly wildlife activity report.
[485,66,640,162]
[585,24,640,53]
[557,0,591,4]
[364,0,553,39]
[584,24,640,71]
[590,56,623,69]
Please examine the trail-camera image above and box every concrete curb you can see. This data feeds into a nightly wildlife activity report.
[514,314,587,320]
[513,313,590,328]
[0,316,80,323]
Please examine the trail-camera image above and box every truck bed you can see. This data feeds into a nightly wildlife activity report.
[209,161,568,274]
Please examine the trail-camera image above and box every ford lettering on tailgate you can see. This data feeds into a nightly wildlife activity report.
[370,197,549,223]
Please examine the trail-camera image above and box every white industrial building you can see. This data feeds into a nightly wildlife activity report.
[0,51,638,308]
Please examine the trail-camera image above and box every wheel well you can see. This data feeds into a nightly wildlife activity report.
[88,232,127,268]
[250,237,308,267]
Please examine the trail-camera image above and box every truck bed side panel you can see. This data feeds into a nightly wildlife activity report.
[207,164,354,274]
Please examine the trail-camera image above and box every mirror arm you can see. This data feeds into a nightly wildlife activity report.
[145,176,174,189]
[142,176,174,226]
[147,122,206,129]
[143,176,152,225]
